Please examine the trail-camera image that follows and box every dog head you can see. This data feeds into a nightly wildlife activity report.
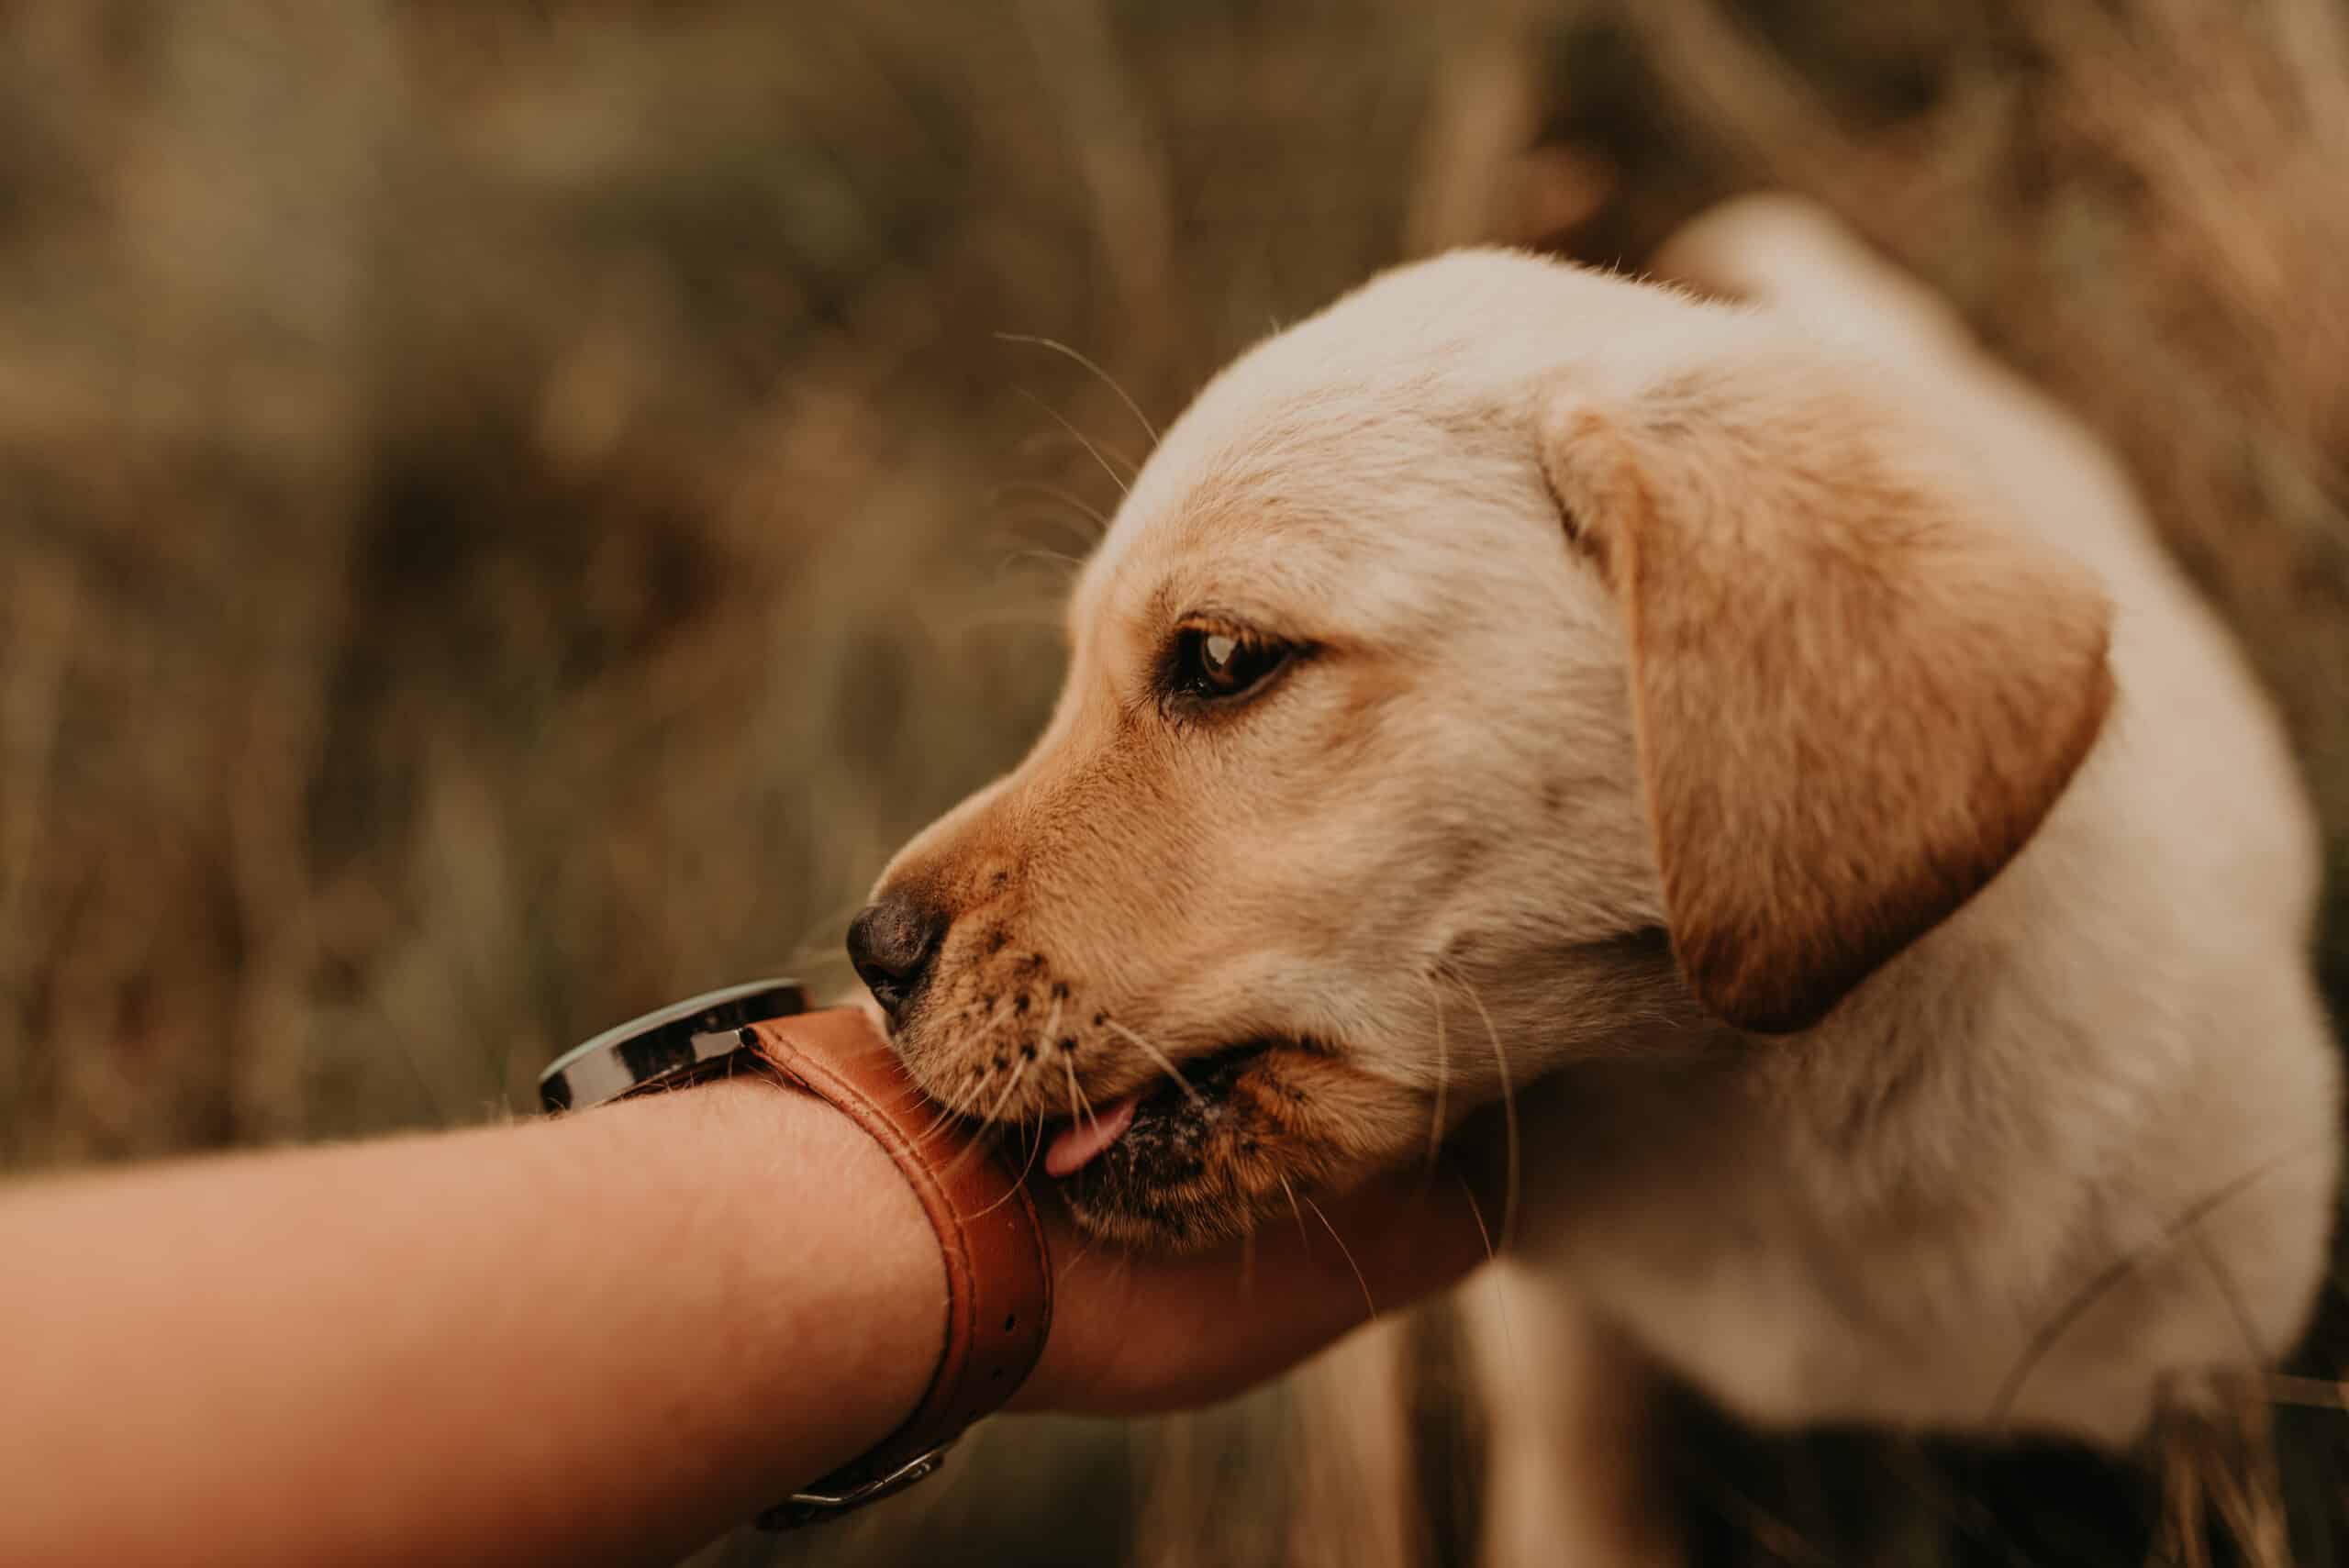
[852,250,2112,1250]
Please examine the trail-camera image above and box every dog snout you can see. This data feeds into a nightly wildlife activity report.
[847,891,950,1021]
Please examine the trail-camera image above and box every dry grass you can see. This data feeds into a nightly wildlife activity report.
[0,0,1454,1163]
[2,2,2343,1564]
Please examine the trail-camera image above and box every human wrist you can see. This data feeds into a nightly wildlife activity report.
[671,1077,947,1480]
[731,1010,1053,1521]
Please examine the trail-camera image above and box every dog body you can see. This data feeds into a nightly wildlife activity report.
[1502,203,2336,1444]
[861,196,2339,1560]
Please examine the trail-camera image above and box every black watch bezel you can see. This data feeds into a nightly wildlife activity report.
[537,978,814,1113]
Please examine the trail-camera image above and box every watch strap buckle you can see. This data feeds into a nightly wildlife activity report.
[758,1440,955,1529]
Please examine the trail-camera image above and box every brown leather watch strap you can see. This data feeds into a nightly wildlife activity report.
[741,1008,1052,1526]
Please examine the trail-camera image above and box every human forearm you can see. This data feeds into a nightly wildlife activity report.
[0,1079,940,1568]
[0,1022,1497,1566]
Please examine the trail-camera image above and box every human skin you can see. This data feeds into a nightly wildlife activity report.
[0,1073,1491,1567]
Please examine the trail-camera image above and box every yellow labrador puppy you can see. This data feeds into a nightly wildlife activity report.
[849,195,2341,1562]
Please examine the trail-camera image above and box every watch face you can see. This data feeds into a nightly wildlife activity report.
[539,978,811,1111]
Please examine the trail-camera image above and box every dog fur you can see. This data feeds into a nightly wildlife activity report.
[864,194,2341,1561]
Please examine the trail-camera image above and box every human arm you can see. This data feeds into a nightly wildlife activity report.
[0,1072,1490,1566]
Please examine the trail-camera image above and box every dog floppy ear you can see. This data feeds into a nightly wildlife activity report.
[1540,359,2114,1034]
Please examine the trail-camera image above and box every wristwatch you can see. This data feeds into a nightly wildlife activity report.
[538,979,1054,1529]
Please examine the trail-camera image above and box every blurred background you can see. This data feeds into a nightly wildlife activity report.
[4,1,2346,1563]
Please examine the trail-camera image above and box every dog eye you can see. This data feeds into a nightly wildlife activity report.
[1169,624,1293,703]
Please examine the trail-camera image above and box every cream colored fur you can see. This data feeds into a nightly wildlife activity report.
[871,195,2341,1562]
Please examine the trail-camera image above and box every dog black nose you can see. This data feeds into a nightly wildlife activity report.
[847,894,949,1019]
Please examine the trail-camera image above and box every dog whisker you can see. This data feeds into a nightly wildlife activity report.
[907,1108,965,1158]
[1276,1172,1313,1251]
[996,330,1161,446]
[931,1060,1037,1185]
[1040,991,1104,1140]
[1460,1172,1497,1270]
[1458,1173,1528,1395]
[1103,1018,1206,1109]
[1421,969,1450,1173]
[987,510,1098,562]
[974,991,1030,1033]
[982,478,1108,544]
[996,545,1085,579]
[1302,1194,1378,1322]
[1016,388,1135,495]
[1061,1043,1101,1140]
[909,997,1028,1144]
[909,1063,984,1141]
[988,478,1113,538]
[978,1057,1033,1127]
[1441,964,1519,1257]
[970,1091,1052,1223]
[910,1065,995,1151]
[916,996,1023,1131]
[1015,1119,1047,1192]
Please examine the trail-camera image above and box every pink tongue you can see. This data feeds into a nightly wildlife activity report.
[1045,1093,1142,1178]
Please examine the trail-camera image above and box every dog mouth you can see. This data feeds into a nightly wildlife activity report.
[1041,1039,1278,1180]
[902,1009,1379,1250]
[1027,1037,1340,1250]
